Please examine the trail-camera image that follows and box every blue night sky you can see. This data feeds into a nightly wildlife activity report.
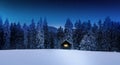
[0,0,120,28]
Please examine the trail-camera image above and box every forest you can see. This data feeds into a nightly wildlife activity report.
[0,17,120,52]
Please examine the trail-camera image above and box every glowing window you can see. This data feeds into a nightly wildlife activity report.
[64,43,69,48]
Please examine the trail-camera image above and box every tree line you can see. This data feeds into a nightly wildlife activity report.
[0,17,120,52]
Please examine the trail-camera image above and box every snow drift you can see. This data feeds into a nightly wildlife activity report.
[0,49,120,65]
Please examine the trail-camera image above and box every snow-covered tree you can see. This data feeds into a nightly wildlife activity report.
[86,20,92,30]
[57,26,64,40]
[36,18,44,49]
[15,22,24,49]
[102,17,115,51]
[73,20,83,49]
[96,20,106,50]
[56,26,64,48]
[3,19,10,49]
[28,19,37,49]
[64,18,73,39]
[10,23,17,49]
[23,23,28,49]
[43,18,49,49]
[92,23,98,33]
[64,18,73,49]
[79,32,98,51]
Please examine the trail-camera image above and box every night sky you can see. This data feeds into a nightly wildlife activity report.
[0,0,120,27]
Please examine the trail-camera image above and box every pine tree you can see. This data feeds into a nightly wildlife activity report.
[36,18,44,49]
[64,18,73,49]
[96,20,102,50]
[43,18,49,49]
[28,19,37,49]
[15,22,24,49]
[73,20,83,49]
[64,18,73,40]
[10,23,17,49]
[79,32,97,51]
[56,26,64,48]
[23,23,28,49]
[81,22,89,35]
[92,23,98,33]
[3,19,10,49]
[102,17,112,51]
[57,26,64,40]
[86,20,92,30]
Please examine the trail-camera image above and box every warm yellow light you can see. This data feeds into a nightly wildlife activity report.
[64,44,69,47]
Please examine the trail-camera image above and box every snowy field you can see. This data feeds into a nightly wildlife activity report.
[0,49,120,65]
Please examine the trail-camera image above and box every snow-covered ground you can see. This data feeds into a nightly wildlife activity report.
[0,49,120,65]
